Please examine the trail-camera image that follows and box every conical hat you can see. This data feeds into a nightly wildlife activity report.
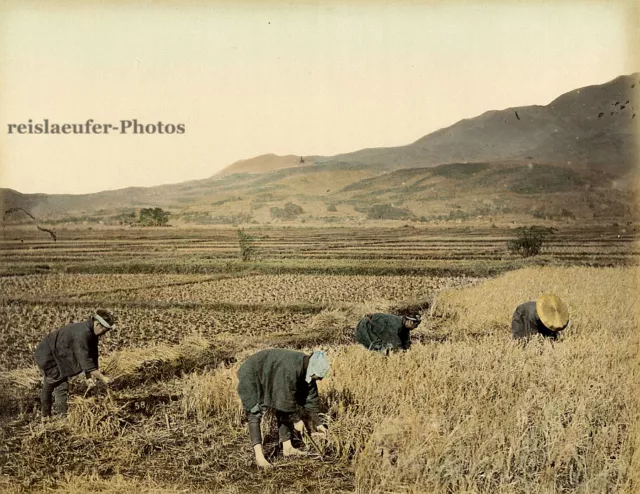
[536,294,569,331]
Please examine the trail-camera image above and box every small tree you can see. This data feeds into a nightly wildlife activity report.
[237,229,257,262]
[283,202,303,217]
[139,207,171,226]
[271,202,304,220]
[507,226,555,257]
[367,204,413,220]
[115,211,137,226]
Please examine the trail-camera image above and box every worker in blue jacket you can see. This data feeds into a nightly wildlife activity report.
[355,313,422,352]
[237,348,329,469]
[34,310,116,419]
[511,294,570,340]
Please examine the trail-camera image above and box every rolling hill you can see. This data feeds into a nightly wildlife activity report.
[1,73,638,226]
[306,73,639,177]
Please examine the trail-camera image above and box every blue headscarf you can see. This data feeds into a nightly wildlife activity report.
[306,351,330,383]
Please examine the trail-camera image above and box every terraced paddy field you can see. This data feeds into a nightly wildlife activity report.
[0,225,638,493]
[1,225,636,275]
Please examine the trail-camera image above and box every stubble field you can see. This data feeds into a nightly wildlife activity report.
[0,225,638,493]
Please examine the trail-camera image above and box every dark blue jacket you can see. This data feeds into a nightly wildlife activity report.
[237,349,320,415]
[511,302,557,340]
[355,313,411,351]
[34,319,99,379]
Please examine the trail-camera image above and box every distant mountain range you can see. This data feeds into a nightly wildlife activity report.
[2,73,638,226]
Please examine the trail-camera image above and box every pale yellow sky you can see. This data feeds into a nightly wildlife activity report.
[0,0,638,194]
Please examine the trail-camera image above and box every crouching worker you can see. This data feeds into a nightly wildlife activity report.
[237,348,330,469]
[34,310,116,419]
[512,294,569,340]
[355,313,421,353]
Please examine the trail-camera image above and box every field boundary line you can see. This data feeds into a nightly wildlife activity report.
[64,271,260,297]
[1,297,328,313]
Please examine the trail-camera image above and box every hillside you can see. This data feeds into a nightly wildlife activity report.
[218,154,316,176]
[305,73,638,177]
[1,73,638,226]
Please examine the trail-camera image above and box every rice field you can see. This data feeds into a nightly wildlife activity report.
[56,274,479,305]
[1,225,635,275]
[0,225,637,493]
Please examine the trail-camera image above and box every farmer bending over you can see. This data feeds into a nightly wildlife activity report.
[237,348,329,469]
[511,294,570,340]
[355,313,421,353]
[34,310,116,419]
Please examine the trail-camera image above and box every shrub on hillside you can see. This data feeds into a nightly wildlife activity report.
[237,229,257,262]
[139,207,171,226]
[271,202,304,220]
[507,226,555,257]
[367,204,413,220]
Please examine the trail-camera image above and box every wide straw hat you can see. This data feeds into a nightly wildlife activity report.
[536,294,569,331]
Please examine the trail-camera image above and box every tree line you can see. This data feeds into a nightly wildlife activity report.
[116,207,171,226]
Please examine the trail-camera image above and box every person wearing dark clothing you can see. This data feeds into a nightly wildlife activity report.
[355,313,422,352]
[237,348,330,469]
[34,310,116,418]
[512,294,569,340]
[39,375,70,417]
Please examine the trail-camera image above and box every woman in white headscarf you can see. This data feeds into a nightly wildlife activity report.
[237,349,330,469]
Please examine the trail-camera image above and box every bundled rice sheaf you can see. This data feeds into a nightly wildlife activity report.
[181,366,242,425]
[0,367,41,418]
[304,309,355,345]
[102,333,236,389]
[66,395,136,438]
[1,366,41,390]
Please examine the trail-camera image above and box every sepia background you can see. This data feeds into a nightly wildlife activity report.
[1,2,639,494]
[0,0,638,196]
